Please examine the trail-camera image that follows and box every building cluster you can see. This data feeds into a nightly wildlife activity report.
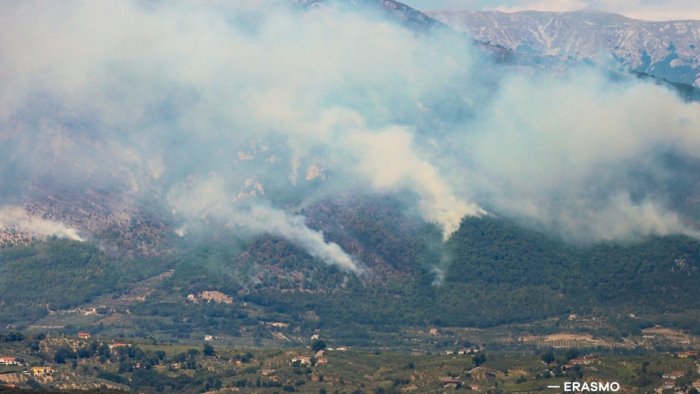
[290,350,329,367]
[659,370,688,392]
[0,332,135,389]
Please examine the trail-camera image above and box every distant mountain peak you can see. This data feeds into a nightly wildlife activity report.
[291,0,440,30]
[428,9,700,87]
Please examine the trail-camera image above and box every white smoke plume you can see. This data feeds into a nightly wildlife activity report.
[167,176,363,273]
[463,71,700,241]
[0,206,83,242]
[348,126,486,240]
[240,204,363,273]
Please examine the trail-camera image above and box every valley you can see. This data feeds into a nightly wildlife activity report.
[1,0,700,392]
[0,330,698,393]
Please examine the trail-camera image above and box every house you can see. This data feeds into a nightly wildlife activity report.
[429,328,440,336]
[316,358,328,365]
[77,332,91,340]
[335,346,348,352]
[692,380,700,390]
[315,350,326,358]
[662,371,686,380]
[270,322,289,329]
[187,291,234,305]
[199,290,234,304]
[470,384,480,391]
[569,358,592,365]
[260,370,278,382]
[0,357,18,366]
[204,335,214,342]
[31,366,54,377]
[440,377,461,388]
[81,307,98,316]
[291,356,311,366]
[662,381,675,390]
[311,334,320,340]
[108,343,131,350]
[562,360,592,371]
[677,351,698,358]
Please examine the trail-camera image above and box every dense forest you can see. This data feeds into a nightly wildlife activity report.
[0,239,162,325]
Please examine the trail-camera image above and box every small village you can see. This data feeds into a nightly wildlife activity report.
[0,327,699,393]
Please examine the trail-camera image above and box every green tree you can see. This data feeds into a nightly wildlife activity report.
[203,344,215,356]
[77,347,92,359]
[54,347,77,364]
[540,351,556,364]
[472,353,487,367]
[311,339,327,352]
[564,349,580,361]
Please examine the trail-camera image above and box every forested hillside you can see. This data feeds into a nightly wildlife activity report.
[0,239,162,326]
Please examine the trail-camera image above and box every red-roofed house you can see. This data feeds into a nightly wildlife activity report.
[662,371,686,380]
[0,357,18,366]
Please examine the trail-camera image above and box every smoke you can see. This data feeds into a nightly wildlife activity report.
[167,175,364,273]
[1,0,700,271]
[462,71,700,241]
[347,126,486,239]
[240,204,363,273]
[0,206,83,241]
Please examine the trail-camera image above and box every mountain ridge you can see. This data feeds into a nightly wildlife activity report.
[428,9,700,87]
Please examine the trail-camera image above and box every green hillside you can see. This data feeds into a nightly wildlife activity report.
[245,215,700,334]
[0,239,158,325]
[2,215,699,339]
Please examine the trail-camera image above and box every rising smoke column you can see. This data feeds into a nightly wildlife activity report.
[167,175,364,273]
[348,126,486,240]
[0,206,83,241]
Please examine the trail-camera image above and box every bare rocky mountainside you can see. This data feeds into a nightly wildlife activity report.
[429,9,700,87]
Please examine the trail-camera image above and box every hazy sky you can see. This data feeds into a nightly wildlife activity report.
[401,0,700,21]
